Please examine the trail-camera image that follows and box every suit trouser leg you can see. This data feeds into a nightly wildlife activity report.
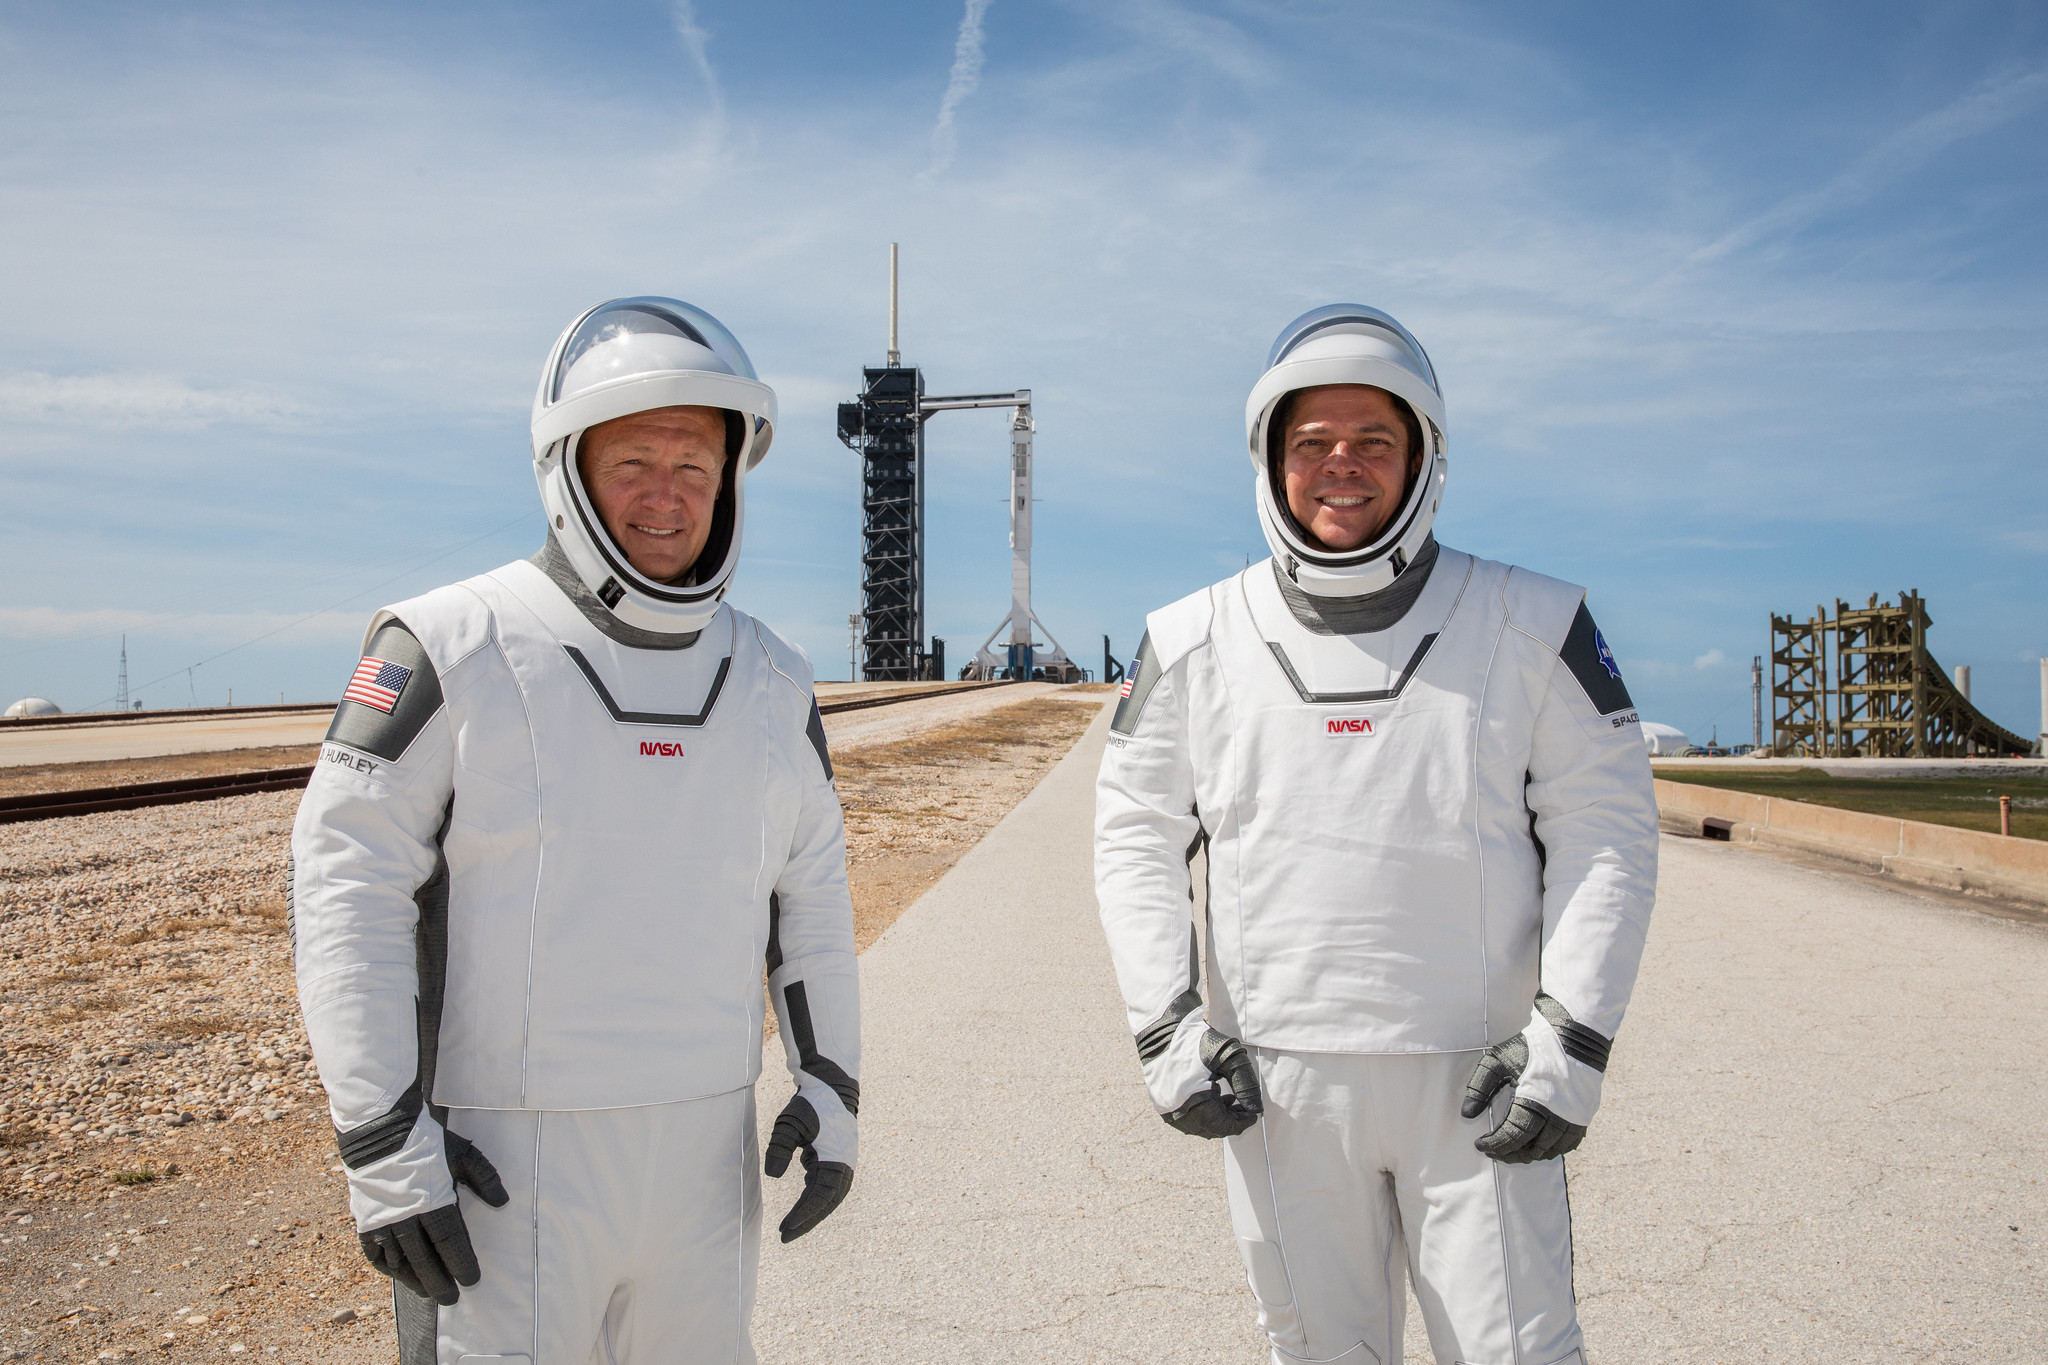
[394,1089,760,1365]
[1224,1050,1402,1364]
[1223,1050,1585,1365]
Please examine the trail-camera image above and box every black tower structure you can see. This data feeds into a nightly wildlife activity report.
[837,365,927,680]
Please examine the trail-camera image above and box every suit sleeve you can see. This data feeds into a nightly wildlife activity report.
[767,689,861,1167]
[290,620,459,1230]
[1523,605,1659,1046]
[1094,634,1213,1113]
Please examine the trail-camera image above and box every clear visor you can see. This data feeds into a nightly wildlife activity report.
[1267,304,1438,393]
[549,297,759,403]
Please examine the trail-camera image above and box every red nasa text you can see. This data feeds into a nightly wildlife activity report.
[639,740,685,758]
[1325,717,1375,736]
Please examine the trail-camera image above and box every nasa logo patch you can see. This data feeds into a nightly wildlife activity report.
[1324,716,1376,737]
[1593,628,1622,681]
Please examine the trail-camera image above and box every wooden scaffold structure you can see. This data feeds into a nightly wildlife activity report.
[1769,592,2033,758]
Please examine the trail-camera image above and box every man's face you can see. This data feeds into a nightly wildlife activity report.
[577,405,729,582]
[1279,385,1420,553]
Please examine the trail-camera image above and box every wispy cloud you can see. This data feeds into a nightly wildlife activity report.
[1694,648,1728,670]
[926,0,993,178]
[0,372,305,428]
[1098,0,1270,89]
[1691,62,2048,263]
[670,0,727,128]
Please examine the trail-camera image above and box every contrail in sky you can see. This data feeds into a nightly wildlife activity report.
[926,0,993,178]
[1691,62,2048,263]
[671,0,727,125]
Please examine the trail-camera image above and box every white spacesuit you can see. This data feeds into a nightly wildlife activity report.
[291,299,859,1365]
[1095,306,1658,1365]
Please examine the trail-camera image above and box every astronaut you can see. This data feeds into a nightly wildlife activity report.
[291,298,859,1365]
[1095,306,1658,1365]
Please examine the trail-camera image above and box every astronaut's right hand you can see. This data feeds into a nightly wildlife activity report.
[764,1086,856,1243]
[339,1107,508,1304]
[359,1203,482,1305]
[1162,1029,1263,1139]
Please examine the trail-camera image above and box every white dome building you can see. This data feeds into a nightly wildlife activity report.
[1640,721,1691,756]
[3,697,62,718]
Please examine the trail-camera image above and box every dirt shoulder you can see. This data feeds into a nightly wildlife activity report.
[0,691,1105,1362]
[0,748,321,801]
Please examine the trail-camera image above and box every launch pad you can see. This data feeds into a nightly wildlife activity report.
[837,246,1078,683]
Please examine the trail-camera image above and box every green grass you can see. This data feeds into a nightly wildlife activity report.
[1656,767,2048,842]
[111,1162,179,1184]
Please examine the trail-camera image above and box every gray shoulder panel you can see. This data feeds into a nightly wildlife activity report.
[805,699,833,781]
[1558,603,1634,717]
[325,620,446,762]
[1110,631,1164,736]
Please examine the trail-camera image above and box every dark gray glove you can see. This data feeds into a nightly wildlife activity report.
[765,1094,854,1242]
[357,1130,508,1305]
[1163,1029,1263,1139]
[1461,1031,1587,1164]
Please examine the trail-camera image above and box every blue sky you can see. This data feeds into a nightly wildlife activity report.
[3,1,2045,741]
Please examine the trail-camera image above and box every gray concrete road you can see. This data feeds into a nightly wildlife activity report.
[752,706,2048,1362]
[754,701,1264,1363]
[1573,837,2048,1363]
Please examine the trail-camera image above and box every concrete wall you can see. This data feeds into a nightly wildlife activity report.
[1655,778,2048,910]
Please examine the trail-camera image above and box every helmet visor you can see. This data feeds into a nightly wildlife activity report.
[549,297,759,403]
[1266,304,1438,393]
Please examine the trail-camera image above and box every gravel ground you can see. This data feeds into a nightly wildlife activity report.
[0,789,390,1362]
[0,689,1104,1362]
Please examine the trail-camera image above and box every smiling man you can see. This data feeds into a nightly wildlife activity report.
[290,298,859,1365]
[1095,306,1659,1365]
[576,405,730,581]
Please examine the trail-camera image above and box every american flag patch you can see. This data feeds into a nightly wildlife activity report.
[1119,664,1138,699]
[344,657,412,714]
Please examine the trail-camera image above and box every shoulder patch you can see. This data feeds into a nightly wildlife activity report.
[1110,631,1164,736]
[1559,603,1634,717]
[325,620,445,762]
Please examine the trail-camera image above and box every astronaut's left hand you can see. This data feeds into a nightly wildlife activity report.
[1461,993,1611,1164]
[764,1091,854,1242]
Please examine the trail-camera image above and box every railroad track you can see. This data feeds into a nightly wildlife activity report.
[813,679,1015,716]
[0,681,1021,824]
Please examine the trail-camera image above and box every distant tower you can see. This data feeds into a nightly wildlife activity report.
[837,245,926,680]
[116,636,129,712]
[1750,654,1762,750]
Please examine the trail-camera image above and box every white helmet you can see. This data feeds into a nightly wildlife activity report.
[1245,304,1447,598]
[531,296,778,635]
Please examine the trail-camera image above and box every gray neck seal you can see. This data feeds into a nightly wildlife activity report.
[1273,535,1440,636]
[531,532,703,650]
